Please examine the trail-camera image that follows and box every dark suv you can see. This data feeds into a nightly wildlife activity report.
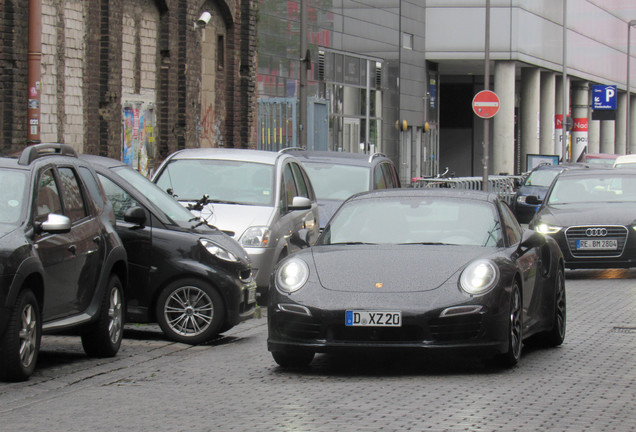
[282,150,401,229]
[0,144,128,381]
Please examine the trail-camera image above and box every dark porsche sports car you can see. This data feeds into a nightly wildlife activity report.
[268,189,566,369]
[529,168,636,269]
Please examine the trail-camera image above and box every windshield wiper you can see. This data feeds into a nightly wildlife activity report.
[397,242,451,245]
[328,241,377,245]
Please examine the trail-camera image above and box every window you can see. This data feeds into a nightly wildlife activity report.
[78,167,106,210]
[98,174,139,220]
[402,32,413,50]
[58,167,88,223]
[35,169,62,223]
[290,163,309,198]
[374,166,387,189]
[282,163,297,210]
[217,35,224,70]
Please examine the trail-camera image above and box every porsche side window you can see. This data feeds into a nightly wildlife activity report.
[499,202,522,245]
[58,167,88,223]
[35,169,63,223]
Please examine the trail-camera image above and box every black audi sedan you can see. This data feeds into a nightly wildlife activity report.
[268,188,565,369]
[81,155,256,344]
[529,168,636,269]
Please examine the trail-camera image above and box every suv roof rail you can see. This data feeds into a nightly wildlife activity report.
[368,152,387,163]
[18,143,77,166]
[278,147,306,154]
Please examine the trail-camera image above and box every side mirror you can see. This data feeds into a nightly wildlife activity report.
[124,206,147,227]
[290,228,311,248]
[289,196,312,211]
[525,195,542,205]
[39,213,71,234]
[518,229,545,251]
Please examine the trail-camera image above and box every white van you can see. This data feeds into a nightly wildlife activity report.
[613,154,636,168]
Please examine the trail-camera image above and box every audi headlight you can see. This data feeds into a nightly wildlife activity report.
[534,223,563,235]
[460,260,499,295]
[199,239,239,263]
[276,258,309,293]
[239,226,271,248]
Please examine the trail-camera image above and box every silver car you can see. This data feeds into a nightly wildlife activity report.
[152,148,320,305]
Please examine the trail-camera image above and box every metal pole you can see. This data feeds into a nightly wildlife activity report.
[562,0,568,162]
[627,21,636,154]
[482,0,490,191]
[299,0,308,149]
[27,0,42,144]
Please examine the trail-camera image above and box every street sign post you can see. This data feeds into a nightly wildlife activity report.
[472,90,500,119]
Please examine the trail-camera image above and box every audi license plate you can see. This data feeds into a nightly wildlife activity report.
[576,239,618,250]
[345,310,401,327]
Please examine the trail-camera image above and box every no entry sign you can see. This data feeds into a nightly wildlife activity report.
[472,90,500,118]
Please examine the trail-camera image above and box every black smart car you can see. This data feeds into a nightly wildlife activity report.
[0,144,128,381]
[529,168,636,269]
[81,155,256,344]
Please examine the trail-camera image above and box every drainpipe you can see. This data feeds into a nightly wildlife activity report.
[27,0,42,144]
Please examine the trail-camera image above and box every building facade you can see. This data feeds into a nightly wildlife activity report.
[1,0,258,174]
[256,0,636,182]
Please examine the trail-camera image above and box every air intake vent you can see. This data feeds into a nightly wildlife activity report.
[318,50,325,81]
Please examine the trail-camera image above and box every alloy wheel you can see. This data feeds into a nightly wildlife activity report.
[108,287,123,344]
[19,303,38,368]
[164,286,214,337]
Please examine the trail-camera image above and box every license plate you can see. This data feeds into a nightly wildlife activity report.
[246,284,257,304]
[345,310,401,327]
[576,239,618,250]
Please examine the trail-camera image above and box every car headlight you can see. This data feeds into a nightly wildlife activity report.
[534,223,563,234]
[516,195,527,204]
[199,239,239,263]
[460,260,499,295]
[276,258,309,293]
[239,226,271,248]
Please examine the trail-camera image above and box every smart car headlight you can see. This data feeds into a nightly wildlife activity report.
[276,258,309,293]
[239,226,271,248]
[534,223,563,235]
[516,195,527,204]
[199,239,239,263]
[460,260,499,295]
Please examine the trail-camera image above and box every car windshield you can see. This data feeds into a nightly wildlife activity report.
[113,166,198,226]
[524,168,560,187]
[319,195,502,247]
[547,174,636,204]
[155,159,275,206]
[0,168,27,226]
[301,162,370,200]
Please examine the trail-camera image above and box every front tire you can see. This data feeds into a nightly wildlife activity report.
[81,275,124,357]
[497,282,523,368]
[156,279,224,344]
[0,289,41,382]
[541,268,566,347]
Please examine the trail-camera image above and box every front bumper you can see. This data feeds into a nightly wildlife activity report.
[549,227,636,269]
[267,288,510,357]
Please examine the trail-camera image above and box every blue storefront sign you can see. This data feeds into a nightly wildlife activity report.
[592,85,617,110]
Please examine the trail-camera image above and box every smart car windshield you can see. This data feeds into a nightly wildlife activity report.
[547,174,636,204]
[301,162,370,200]
[0,168,27,226]
[155,159,275,206]
[320,196,502,247]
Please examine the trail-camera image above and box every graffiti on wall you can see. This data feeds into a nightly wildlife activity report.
[123,104,155,176]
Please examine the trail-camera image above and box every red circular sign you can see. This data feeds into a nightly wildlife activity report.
[472,90,500,118]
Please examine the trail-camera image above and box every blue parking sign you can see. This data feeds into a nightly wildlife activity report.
[592,85,617,110]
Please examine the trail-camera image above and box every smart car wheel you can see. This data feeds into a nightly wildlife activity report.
[497,282,523,368]
[81,275,124,357]
[541,268,566,347]
[156,279,224,345]
[272,349,315,368]
[0,289,41,382]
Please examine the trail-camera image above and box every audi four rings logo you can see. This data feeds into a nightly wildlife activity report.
[586,228,608,237]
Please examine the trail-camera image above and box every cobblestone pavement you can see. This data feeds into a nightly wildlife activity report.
[0,269,635,431]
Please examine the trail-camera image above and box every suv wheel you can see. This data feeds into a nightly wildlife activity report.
[0,289,42,382]
[81,275,124,357]
[156,279,225,344]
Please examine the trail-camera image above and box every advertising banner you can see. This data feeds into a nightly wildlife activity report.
[572,118,588,162]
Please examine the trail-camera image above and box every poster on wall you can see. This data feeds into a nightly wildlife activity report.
[123,108,134,167]
[123,105,154,176]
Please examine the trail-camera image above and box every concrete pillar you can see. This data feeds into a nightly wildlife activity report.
[600,120,615,154]
[520,68,540,171]
[540,71,556,155]
[555,76,570,160]
[630,94,636,154]
[571,81,589,162]
[587,86,600,153]
[616,92,627,155]
[493,61,515,175]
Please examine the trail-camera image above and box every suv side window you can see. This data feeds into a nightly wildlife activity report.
[291,162,309,198]
[58,167,88,223]
[381,163,398,188]
[98,174,139,219]
[282,163,298,209]
[374,165,388,189]
[79,166,106,210]
[35,168,63,223]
